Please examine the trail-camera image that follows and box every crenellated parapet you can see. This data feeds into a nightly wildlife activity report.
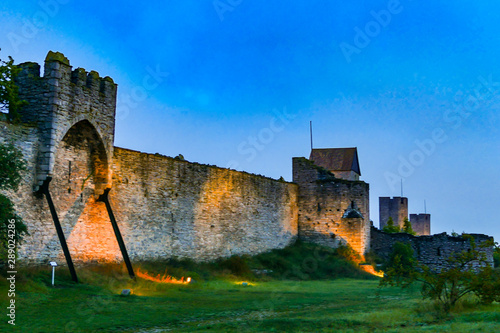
[14,51,117,191]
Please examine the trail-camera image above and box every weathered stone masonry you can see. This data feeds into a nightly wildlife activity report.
[293,157,370,254]
[110,147,298,261]
[1,52,299,264]
[371,227,494,271]
[15,51,116,192]
[2,51,492,266]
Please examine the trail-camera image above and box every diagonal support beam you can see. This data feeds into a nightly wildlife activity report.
[39,177,78,283]
[97,188,135,279]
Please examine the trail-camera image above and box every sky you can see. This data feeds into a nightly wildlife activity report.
[1,0,499,242]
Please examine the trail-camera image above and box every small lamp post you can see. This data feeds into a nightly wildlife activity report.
[49,261,58,287]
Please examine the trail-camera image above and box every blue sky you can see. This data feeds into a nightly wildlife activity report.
[1,0,499,242]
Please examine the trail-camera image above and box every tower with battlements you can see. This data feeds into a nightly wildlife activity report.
[379,196,408,229]
[410,214,431,235]
[15,51,117,194]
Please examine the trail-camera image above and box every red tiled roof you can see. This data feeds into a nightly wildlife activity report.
[309,148,360,175]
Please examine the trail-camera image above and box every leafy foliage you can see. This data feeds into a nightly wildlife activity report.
[0,194,27,254]
[248,241,372,280]
[382,217,400,233]
[469,266,500,304]
[0,142,27,191]
[401,217,416,235]
[0,142,29,261]
[380,236,498,312]
[0,50,27,123]
[494,243,500,268]
[381,242,416,286]
[335,244,362,262]
[130,241,374,283]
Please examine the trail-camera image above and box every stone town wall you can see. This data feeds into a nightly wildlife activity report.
[3,51,300,265]
[370,227,494,271]
[109,147,298,261]
[292,157,370,254]
[2,117,298,264]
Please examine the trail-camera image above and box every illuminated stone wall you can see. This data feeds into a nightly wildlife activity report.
[292,157,371,255]
[2,52,299,265]
[2,119,298,264]
[1,119,122,264]
[4,52,493,267]
[109,148,298,261]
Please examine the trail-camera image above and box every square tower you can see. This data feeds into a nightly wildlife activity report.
[410,214,431,235]
[379,196,408,229]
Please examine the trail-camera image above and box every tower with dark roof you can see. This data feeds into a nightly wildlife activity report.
[309,148,361,181]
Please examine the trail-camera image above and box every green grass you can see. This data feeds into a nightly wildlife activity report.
[0,241,499,332]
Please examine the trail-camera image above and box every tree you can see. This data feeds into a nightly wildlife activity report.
[469,266,500,304]
[382,217,400,233]
[0,51,29,261]
[380,236,499,313]
[381,241,416,286]
[0,142,29,262]
[0,50,27,123]
[494,243,499,268]
[401,217,416,235]
[0,143,27,191]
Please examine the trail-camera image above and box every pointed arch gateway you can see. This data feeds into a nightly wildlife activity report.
[53,119,110,197]
[41,120,134,281]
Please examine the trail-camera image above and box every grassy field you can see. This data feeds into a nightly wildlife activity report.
[1,242,499,332]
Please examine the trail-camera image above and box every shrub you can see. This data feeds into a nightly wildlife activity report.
[382,217,400,233]
[219,255,252,277]
[470,266,500,304]
[0,142,28,263]
[251,241,373,280]
[335,244,361,263]
[381,241,416,283]
[401,218,416,235]
[0,51,27,123]
[494,244,500,268]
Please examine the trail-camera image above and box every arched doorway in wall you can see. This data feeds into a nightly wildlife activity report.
[44,120,121,264]
[52,119,109,203]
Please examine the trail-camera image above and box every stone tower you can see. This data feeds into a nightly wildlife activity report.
[379,196,408,229]
[15,51,117,194]
[293,157,370,255]
[410,214,431,235]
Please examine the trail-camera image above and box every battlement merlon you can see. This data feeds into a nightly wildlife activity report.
[15,51,118,122]
[42,51,117,101]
